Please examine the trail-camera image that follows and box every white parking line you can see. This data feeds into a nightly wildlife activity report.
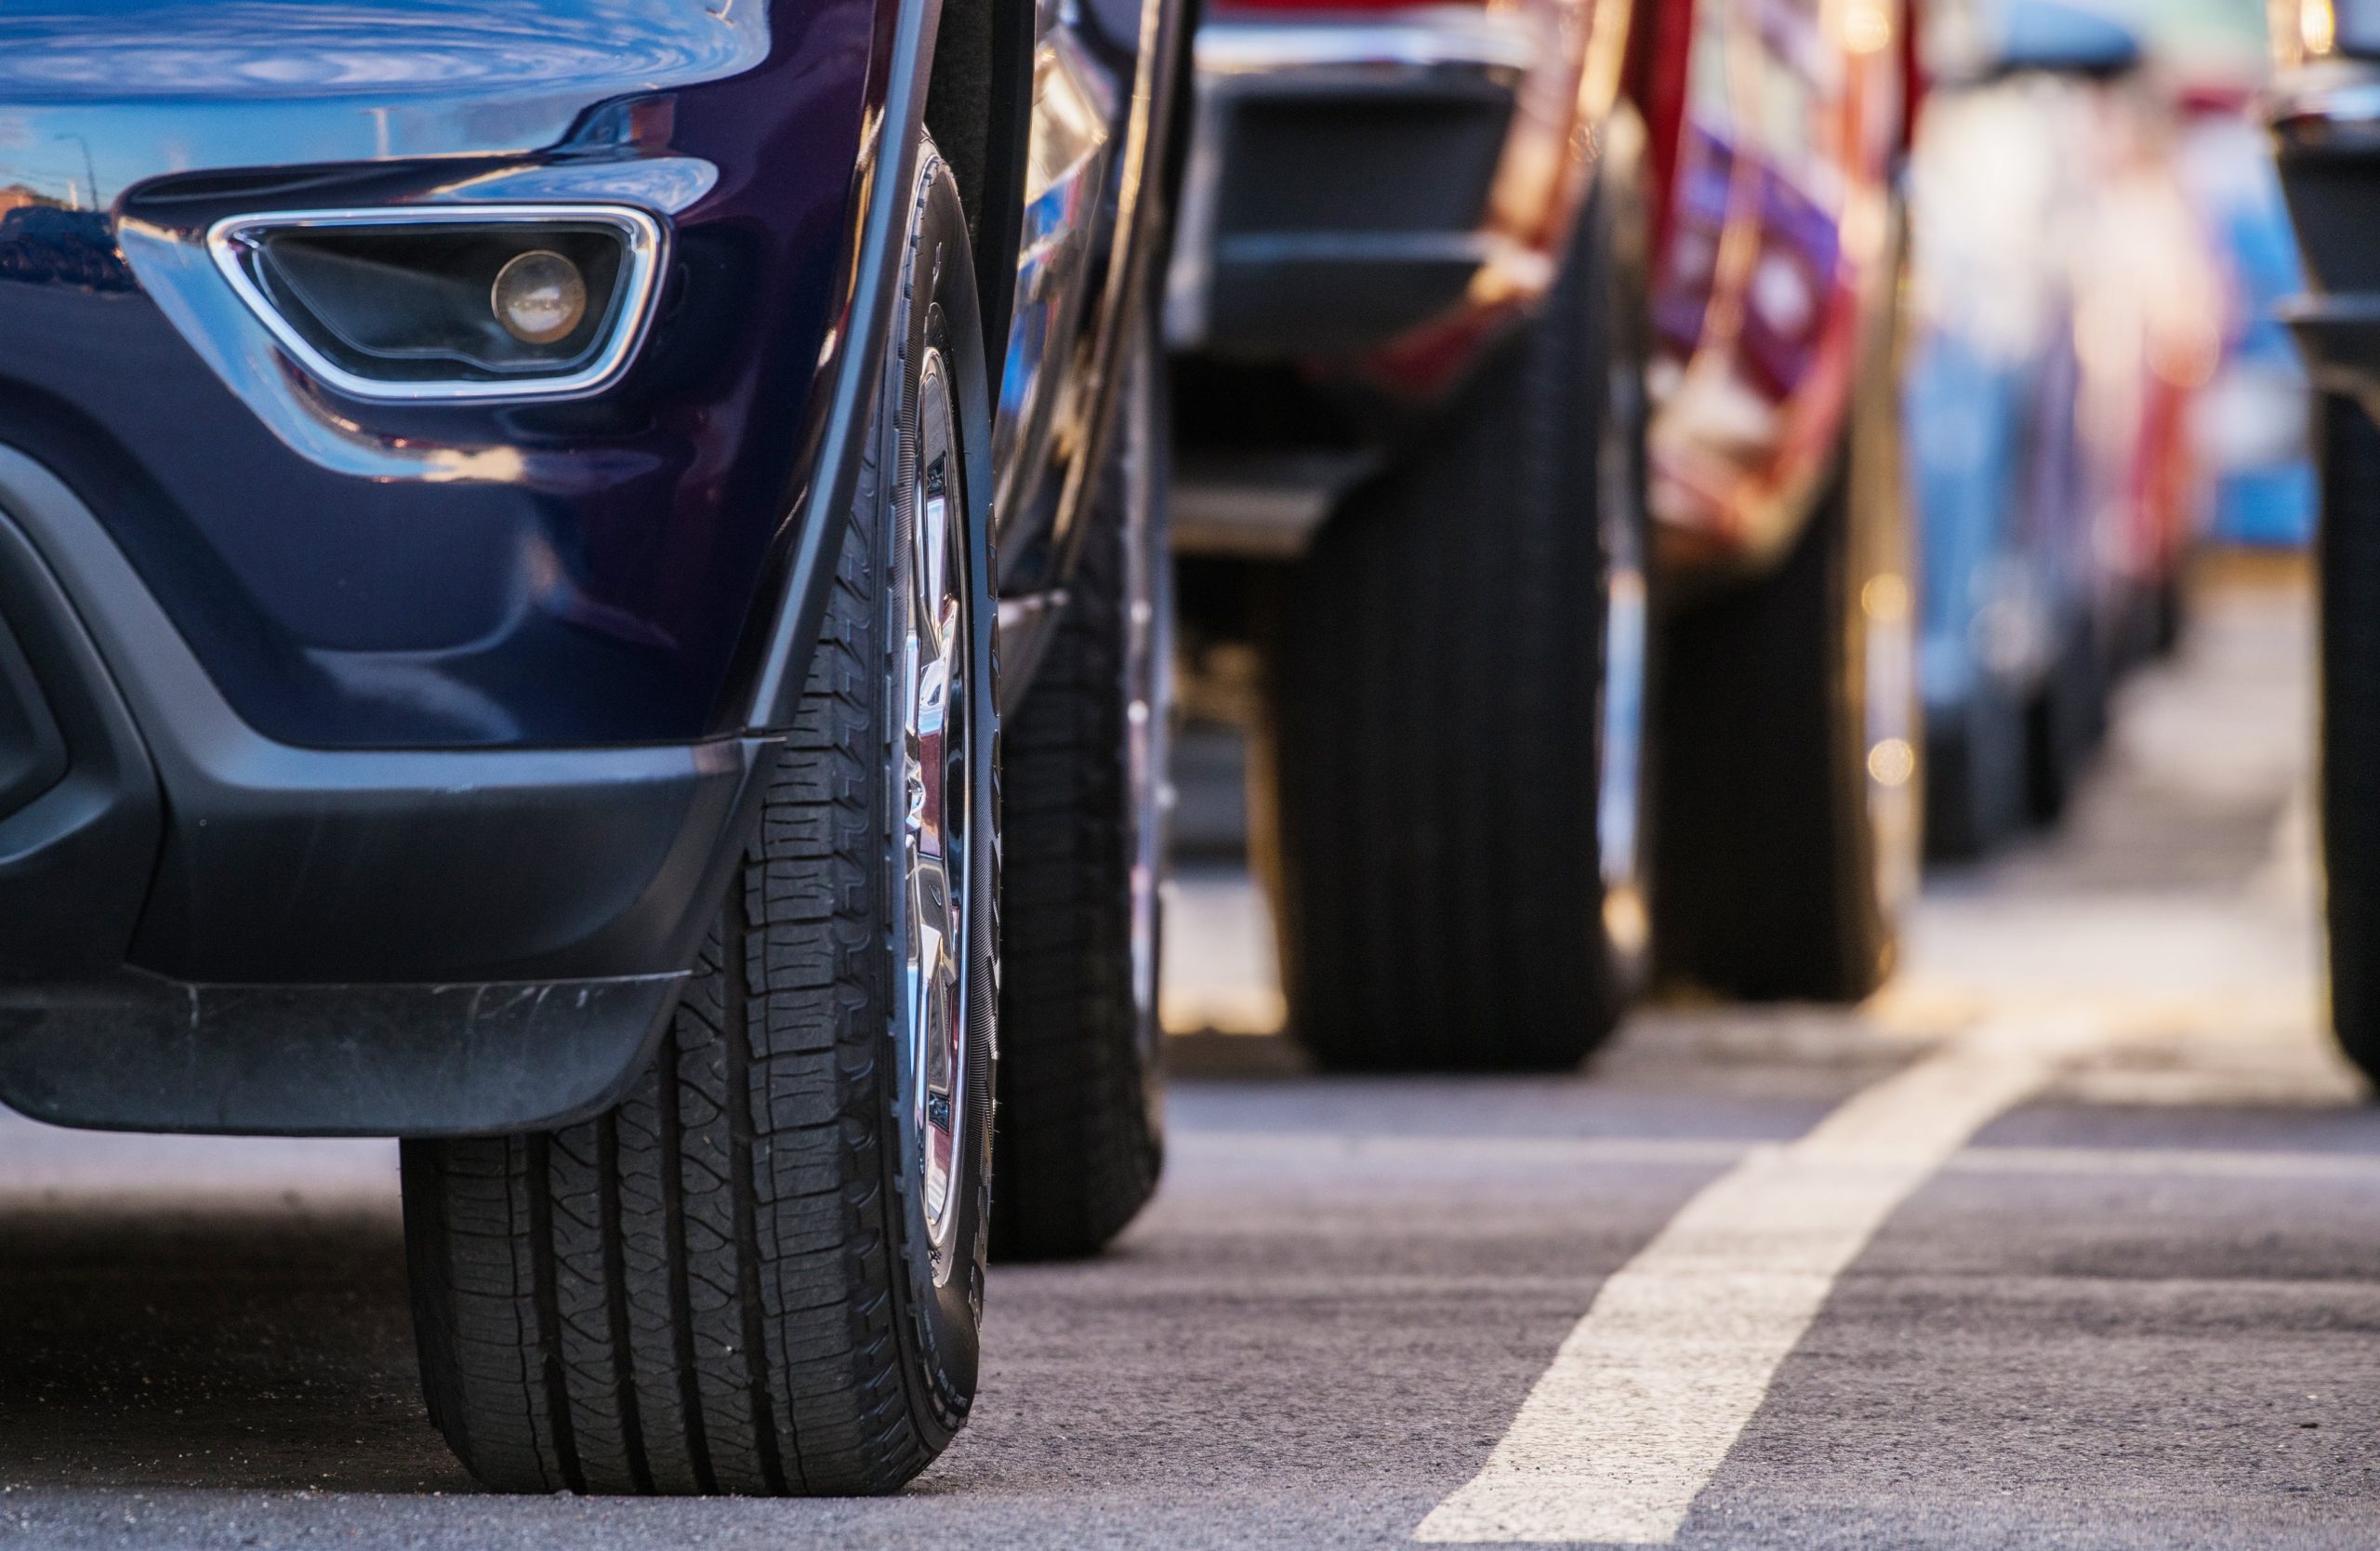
[1413,1013,2098,1545]
[1178,1133,2380,1183]
[1951,1144,2380,1181]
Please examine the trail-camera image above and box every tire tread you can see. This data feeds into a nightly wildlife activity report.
[403,152,978,1495]
[1264,190,1628,1072]
[991,337,1167,1257]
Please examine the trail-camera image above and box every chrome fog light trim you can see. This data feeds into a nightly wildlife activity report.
[206,205,666,403]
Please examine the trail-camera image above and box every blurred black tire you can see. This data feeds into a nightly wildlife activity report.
[1261,131,1654,1073]
[991,318,1171,1258]
[1925,684,2028,862]
[2149,570,2188,659]
[1650,239,1919,1003]
[2318,391,2380,1089]
[2024,611,2107,827]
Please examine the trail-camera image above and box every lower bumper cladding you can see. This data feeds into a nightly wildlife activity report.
[0,972,683,1137]
[0,444,770,1136]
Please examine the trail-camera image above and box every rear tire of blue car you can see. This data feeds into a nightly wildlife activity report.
[2316,391,2380,1091]
[2025,612,2107,827]
[1925,686,2028,862]
[400,139,1001,1496]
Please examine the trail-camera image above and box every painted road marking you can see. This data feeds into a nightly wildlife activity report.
[1179,1133,2380,1184]
[1413,1014,2097,1545]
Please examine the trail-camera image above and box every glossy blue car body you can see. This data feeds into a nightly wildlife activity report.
[1,0,877,749]
[0,0,1179,1135]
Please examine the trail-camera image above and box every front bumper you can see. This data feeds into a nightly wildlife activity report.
[1163,10,1532,358]
[0,445,771,1135]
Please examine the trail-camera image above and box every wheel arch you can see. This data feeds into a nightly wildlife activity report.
[739,0,1005,731]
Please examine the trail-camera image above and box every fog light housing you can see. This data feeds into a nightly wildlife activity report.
[208,205,664,402]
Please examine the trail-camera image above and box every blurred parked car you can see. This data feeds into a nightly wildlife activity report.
[2271,0,2380,1087]
[1906,0,2221,856]
[1635,0,1920,1006]
[1163,0,1919,1071]
[2069,64,2223,673]
[0,0,1183,1495]
[1904,55,2081,857]
[1164,0,1652,1072]
[2178,80,2317,550]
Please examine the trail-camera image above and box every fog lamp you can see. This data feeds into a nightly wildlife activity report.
[492,250,588,345]
[208,205,663,402]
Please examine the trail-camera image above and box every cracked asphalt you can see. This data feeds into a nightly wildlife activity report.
[2,559,2375,1550]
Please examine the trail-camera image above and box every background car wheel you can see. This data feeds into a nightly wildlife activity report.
[1652,242,1920,1003]
[991,314,1173,1259]
[2150,569,2188,659]
[400,142,999,1497]
[2318,391,2380,1090]
[1260,136,1653,1074]
[1925,684,2029,862]
[2025,610,2109,826]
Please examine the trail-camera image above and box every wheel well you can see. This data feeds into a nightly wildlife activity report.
[926,0,1033,382]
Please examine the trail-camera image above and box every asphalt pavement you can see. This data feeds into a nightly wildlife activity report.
[3,558,2376,1549]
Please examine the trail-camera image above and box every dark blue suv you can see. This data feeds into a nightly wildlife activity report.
[0,0,1184,1494]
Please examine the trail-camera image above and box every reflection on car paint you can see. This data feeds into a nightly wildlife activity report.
[994,18,1121,584]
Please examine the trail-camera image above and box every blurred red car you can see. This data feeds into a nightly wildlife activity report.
[1164,0,1922,1070]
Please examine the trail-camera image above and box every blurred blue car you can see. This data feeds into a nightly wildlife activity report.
[1905,5,2124,856]
[1908,0,2219,857]
[2181,90,2317,549]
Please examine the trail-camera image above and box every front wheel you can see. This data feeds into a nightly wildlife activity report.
[401,141,1000,1497]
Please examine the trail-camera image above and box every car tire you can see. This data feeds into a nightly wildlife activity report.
[2150,570,2187,659]
[990,314,1172,1259]
[2025,610,2108,827]
[1650,239,1920,1003]
[2318,391,2380,1089]
[1925,683,2028,862]
[1261,136,1654,1073]
[400,140,1001,1497]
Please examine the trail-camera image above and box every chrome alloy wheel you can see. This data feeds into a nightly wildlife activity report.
[901,348,977,1284]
